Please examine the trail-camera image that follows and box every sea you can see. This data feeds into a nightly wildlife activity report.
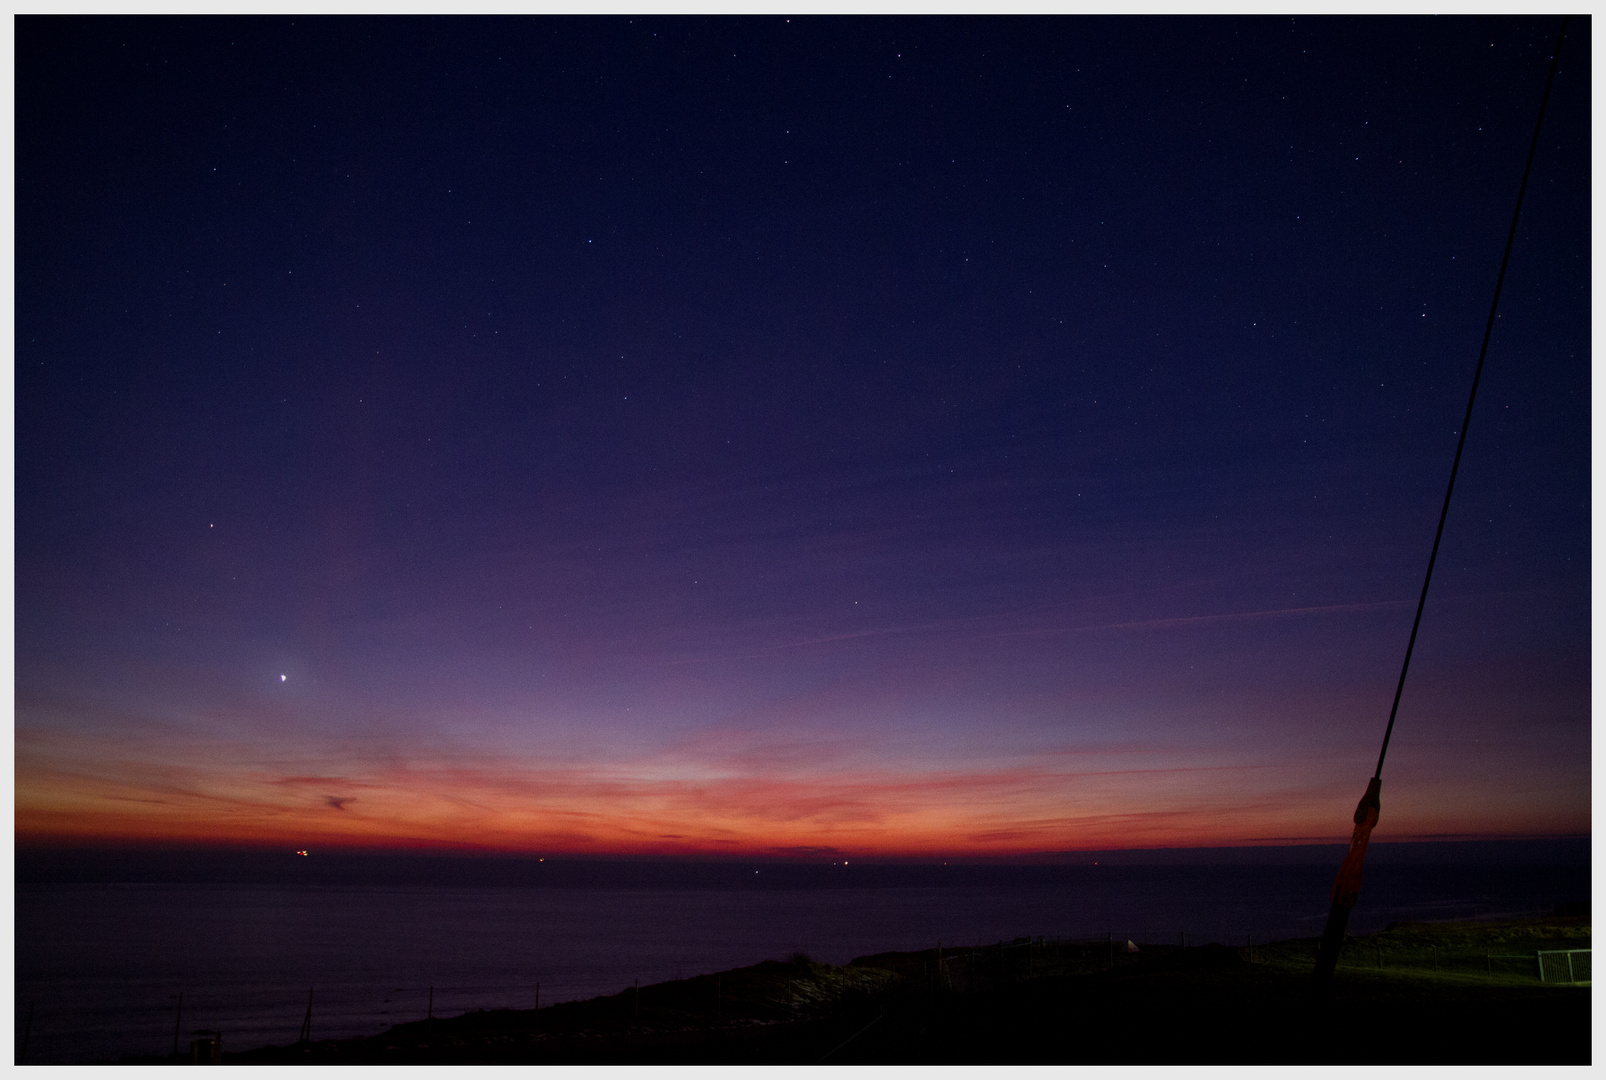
[14,841,1589,1064]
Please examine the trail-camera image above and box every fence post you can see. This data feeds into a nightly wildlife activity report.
[1567,953,1575,983]
[1537,952,1545,982]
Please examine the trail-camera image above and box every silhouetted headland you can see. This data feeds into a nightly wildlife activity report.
[146,912,1587,1065]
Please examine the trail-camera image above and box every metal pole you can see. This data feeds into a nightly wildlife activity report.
[172,994,182,1058]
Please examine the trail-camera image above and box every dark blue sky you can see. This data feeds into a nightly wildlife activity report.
[16,17,1589,855]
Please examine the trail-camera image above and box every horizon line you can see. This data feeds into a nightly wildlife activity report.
[15,833,1589,861]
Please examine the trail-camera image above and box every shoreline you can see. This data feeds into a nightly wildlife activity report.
[138,912,1589,1065]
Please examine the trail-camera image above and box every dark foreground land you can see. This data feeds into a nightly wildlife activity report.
[193,915,1587,1065]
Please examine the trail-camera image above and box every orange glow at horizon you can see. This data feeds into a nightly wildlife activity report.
[15,726,1583,857]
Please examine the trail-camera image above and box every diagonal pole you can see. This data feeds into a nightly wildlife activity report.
[1310,15,1569,999]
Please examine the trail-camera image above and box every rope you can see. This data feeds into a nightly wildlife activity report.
[1310,18,1572,1000]
[1372,15,1568,780]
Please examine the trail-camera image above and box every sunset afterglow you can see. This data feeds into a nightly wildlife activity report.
[16,18,1588,860]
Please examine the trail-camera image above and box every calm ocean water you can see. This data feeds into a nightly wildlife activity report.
[15,857,1588,1063]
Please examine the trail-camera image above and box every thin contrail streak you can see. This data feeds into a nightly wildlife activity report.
[664,599,1406,664]
[983,599,1408,639]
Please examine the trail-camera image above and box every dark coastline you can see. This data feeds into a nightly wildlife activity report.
[176,914,1590,1065]
[24,842,1587,1064]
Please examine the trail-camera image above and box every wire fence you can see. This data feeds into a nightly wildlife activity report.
[1338,945,1591,983]
[1538,950,1591,984]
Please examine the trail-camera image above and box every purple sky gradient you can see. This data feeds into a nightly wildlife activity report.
[16,16,1589,855]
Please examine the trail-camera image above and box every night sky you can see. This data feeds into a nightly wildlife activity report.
[16,17,1590,858]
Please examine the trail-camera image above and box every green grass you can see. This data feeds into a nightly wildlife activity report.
[1251,917,1591,986]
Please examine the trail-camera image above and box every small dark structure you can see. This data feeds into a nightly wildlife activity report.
[190,1029,222,1064]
